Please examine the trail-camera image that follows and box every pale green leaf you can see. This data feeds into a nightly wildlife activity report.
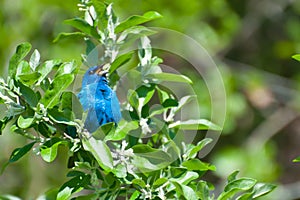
[9,42,32,78]
[169,119,221,131]
[82,137,113,172]
[115,11,162,33]
[147,73,193,84]
[29,49,40,70]
[17,115,34,129]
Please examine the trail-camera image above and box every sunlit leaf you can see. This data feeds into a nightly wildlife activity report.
[55,61,77,77]
[252,183,276,198]
[17,72,41,86]
[129,190,141,200]
[147,73,193,84]
[0,195,22,200]
[169,119,221,131]
[182,159,216,171]
[109,51,134,74]
[153,178,168,189]
[9,42,32,78]
[217,178,257,200]
[40,74,74,108]
[113,164,127,178]
[36,59,62,85]
[132,144,172,164]
[292,54,300,62]
[227,170,240,182]
[172,182,198,200]
[9,142,35,163]
[115,11,162,33]
[53,32,86,43]
[40,137,68,162]
[17,115,34,129]
[64,18,99,39]
[186,138,213,159]
[105,120,138,141]
[132,179,146,188]
[293,156,300,162]
[82,137,113,172]
[29,49,40,70]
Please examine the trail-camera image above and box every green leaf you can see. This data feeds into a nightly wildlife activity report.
[0,117,12,135]
[57,186,72,200]
[37,188,59,200]
[92,122,115,140]
[109,51,134,74]
[40,138,68,162]
[186,138,213,159]
[55,61,77,77]
[153,178,168,189]
[58,173,91,200]
[173,95,196,113]
[218,178,257,200]
[129,190,141,200]
[82,137,113,172]
[17,81,39,107]
[64,18,99,38]
[172,181,198,200]
[48,108,77,126]
[9,42,32,77]
[251,183,276,198]
[105,120,139,141]
[18,72,41,86]
[113,164,127,178]
[127,89,139,108]
[29,49,40,70]
[60,92,83,119]
[227,170,240,183]
[115,11,162,33]
[132,144,172,164]
[293,156,300,162]
[169,119,221,131]
[36,59,62,85]
[197,181,212,200]
[9,142,35,163]
[147,73,193,84]
[117,26,156,43]
[40,74,74,108]
[74,194,99,200]
[17,115,34,129]
[162,98,178,108]
[170,171,199,186]
[182,159,216,171]
[0,195,22,200]
[292,54,300,62]
[132,179,146,188]
[225,178,257,191]
[132,155,168,172]
[16,60,31,75]
[53,32,86,43]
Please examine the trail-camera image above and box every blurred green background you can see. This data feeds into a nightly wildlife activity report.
[1,0,300,199]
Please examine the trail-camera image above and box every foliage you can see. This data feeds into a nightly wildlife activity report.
[0,1,276,199]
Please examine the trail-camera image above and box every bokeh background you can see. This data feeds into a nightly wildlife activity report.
[1,0,300,199]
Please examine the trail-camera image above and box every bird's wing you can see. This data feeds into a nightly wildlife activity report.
[111,91,122,123]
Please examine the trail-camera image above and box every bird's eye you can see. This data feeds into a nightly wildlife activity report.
[89,70,94,74]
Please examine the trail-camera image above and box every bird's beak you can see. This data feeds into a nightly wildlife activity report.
[95,65,104,75]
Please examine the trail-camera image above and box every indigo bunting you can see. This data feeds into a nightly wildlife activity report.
[78,65,122,133]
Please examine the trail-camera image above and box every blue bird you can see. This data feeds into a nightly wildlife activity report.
[78,65,122,133]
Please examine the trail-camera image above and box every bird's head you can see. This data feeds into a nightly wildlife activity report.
[82,65,108,87]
